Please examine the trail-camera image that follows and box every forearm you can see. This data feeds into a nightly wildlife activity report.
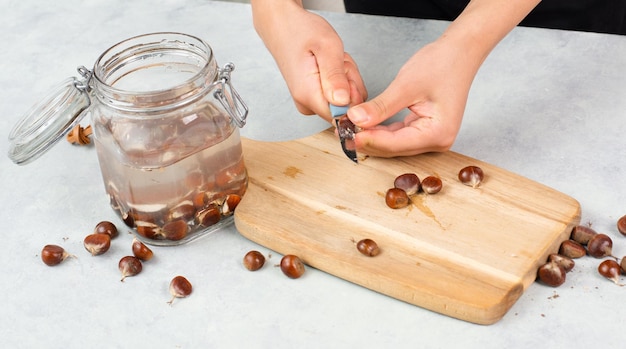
[251,0,303,43]
[250,0,359,115]
[440,0,541,77]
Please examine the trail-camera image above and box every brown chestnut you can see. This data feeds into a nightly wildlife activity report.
[162,220,189,241]
[119,256,142,282]
[243,250,266,271]
[135,221,162,239]
[458,165,484,188]
[558,239,586,259]
[548,253,575,273]
[166,200,196,222]
[537,261,566,287]
[168,275,193,304]
[598,259,622,285]
[570,225,597,245]
[132,238,154,261]
[421,176,442,194]
[385,188,410,209]
[195,204,221,227]
[620,256,626,274]
[83,233,111,256]
[94,221,118,239]
[587,233,613,258]
[222,194,242,216]
[122,211,135,228]
[617,215,626,236]
[192,191,209,209]
[280,254,305,279]
[356,239,380,257]
[41,244,74,266]
[394,173,420,195]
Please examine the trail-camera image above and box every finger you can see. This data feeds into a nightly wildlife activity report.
[332,79,366,136]
[367,121,406,132]
[311,53,366,122]
[348,79,365,105]
[316,48,351,107]
[291,52,365,121]
[293,100,315,116]
[344,53,368,102]
[347,77,415,128]
[354,117,455,157]
[289,53,335,120]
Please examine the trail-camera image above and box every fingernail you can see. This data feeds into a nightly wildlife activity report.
[349,106,369,124]
[332,89,350,105]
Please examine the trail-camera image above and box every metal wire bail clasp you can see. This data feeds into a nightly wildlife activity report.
[214,63,248,128]
[75,66,93,93]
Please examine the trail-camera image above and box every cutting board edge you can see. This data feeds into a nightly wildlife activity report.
[518,202,581,288]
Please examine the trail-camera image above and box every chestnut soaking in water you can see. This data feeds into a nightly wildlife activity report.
[8,33,249,246]
[90,33,249,245]
[96,102,247,243]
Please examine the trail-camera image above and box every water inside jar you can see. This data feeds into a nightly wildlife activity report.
[94,101,247,244]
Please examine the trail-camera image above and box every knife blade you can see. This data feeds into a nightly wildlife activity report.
[329,104,358,163]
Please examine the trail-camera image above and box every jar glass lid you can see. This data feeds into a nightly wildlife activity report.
[8,77,90,165]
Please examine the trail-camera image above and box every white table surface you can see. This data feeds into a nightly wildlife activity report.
[1,1,626,348]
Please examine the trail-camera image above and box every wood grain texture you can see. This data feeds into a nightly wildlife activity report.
[234,129,580,324]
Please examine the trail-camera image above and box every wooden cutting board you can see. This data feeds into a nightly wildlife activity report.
[234,129,580,325]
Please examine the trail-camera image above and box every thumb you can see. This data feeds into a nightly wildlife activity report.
[317,53,351,106]
[347,82,407,128]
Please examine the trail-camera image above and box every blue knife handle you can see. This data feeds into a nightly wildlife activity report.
[329,104,349,118]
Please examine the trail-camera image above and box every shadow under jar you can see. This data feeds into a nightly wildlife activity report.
[8,32,249,246]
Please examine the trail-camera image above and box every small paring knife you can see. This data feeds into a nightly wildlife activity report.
[329,104,358,163]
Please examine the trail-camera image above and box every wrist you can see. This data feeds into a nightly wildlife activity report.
[439,0,540,69]
[251,0,305,42]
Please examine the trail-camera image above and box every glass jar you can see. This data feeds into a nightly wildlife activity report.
[8,32,249,246]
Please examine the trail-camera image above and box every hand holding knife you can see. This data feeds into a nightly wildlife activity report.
[329,104,359,163]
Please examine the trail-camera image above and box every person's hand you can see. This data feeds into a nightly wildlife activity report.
[251,0,539,157]
[348,39,474,157]
[251,0,367,121]
[344,0,541,157]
